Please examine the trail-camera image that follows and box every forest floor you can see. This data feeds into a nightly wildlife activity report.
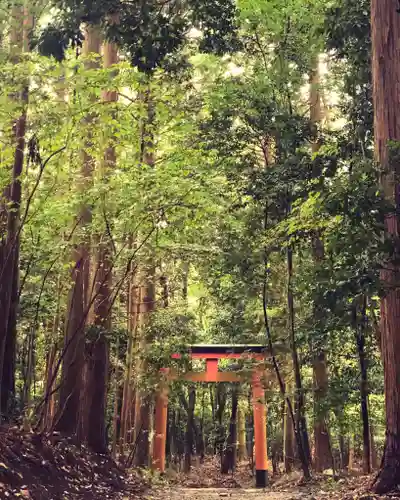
[145,457,398,500]
[0,428,398,500]
[146,487,293,499]
[0,426,145,499]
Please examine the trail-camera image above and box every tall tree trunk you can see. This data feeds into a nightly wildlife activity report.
[310,63,332,473]
[371,0,400,493]
[134,83,156,467]
[84,31,118,455]
[0,4,30,417]
[56,25,101,436]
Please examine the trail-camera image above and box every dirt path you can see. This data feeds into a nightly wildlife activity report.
[146,487,295,499]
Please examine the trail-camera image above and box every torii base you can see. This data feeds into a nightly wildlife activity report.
[255,469,269,488]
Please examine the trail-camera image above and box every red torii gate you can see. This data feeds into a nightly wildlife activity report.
[151,344,270,488]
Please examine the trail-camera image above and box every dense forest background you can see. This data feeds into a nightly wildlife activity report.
[0,0,399,495]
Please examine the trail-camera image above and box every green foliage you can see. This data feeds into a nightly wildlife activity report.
[144,308,198,370]
[1,0,387,465]
[34,0,239,70]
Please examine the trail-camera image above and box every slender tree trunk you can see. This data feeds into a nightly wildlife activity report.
[22,325,35,410]
[352,298,371,474]
[336,416,348,471]
[184,386,196,472]
[195,391,205,464]
[160,274,169,308]
[42,344,57,431]
[134,275,155,467]
[371,0,400,492]
[238,393,247,461]
[2,257,18,416]
[111,360,123,458]
[84,31,118,455]
[348,434,354,470]
[120,259,138,454]
[176,410,184,468]
[310,63,332,473]
[134,83,157,467]
[0,4,30,417]
[56,25,101,436]
[283,379,295,473]
[312,351,332,471]
[134,392,152,467]
[215,383,227,461]
[369,300,381,351]
[310,63,323,157]
[182,261,189,302]
[287,246,311,465]
[222,386,238,474]
[272,405,283,476]
[370,422,378,470]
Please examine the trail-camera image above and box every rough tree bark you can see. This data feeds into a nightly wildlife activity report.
[287,245,312,465]
[0,4,30,417]
[237,392,247,461]
[184,385,196,472]
[42,343,57,431]
[371,0,400,492]
[215,383,227,459]
[370,423,378,470]
[222,386,238,474]
[84,34,118,453]
[348,434,355,470]
[310,63,332,473]
[133,273,155,467]
[312,350,332,471]
[56,26,101,435]
[198,392,206,463]
[182,261,189,302]
[120,254,139,453]
[283,378,295,473]
[134,83,157,467]
[352,297,371,474]
[160,273,169,308]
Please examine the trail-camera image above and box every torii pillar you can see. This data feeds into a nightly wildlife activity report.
[252,370,268,487]
[152,370,169,473]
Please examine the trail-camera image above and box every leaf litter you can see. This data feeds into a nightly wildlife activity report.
[0,426,147,499]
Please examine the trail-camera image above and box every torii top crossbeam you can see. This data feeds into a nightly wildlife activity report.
[172,344,267,358]
[170,344,269,382]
